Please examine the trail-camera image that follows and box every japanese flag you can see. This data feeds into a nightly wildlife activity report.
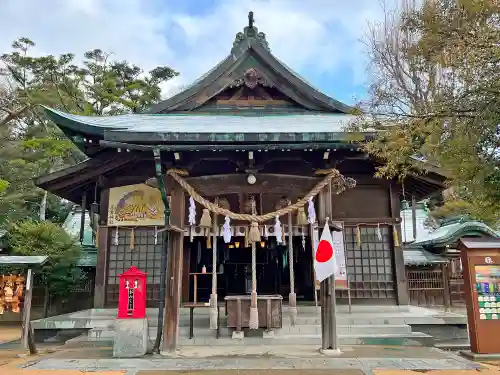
[314,222,338,282]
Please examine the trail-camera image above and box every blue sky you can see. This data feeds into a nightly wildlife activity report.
[0,0,394,105]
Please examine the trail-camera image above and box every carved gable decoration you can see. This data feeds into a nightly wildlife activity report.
[230,68,273,89]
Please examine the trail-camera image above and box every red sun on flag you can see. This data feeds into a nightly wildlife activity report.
[315,240,333,263]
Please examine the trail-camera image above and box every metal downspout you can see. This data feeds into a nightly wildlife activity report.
[152,149,171,354]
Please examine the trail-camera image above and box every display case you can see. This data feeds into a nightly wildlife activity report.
[460,238,500,354]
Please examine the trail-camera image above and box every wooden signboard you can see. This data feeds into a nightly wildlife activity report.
[314,221,349,290]
[460,238,500,355]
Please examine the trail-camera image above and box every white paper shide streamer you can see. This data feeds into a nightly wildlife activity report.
[307,197,316,224]
[113,227,119,245]
[222,216,232,243]
[376,224,383,241]
[188,196,196,241]
[274,216,282,244]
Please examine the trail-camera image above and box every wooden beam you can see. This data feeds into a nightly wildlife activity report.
[47,154,139,191]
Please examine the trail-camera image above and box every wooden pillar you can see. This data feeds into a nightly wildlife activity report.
[389,184,409,305]
[441,263,451,310]
[318,186,337,350]
[182,245,190,303]
[162,183,185,353]
[94,188,110,308]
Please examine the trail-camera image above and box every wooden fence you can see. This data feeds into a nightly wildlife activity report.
[406,265,465,307]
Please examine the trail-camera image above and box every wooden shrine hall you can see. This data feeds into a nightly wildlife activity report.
[34,13,446,351]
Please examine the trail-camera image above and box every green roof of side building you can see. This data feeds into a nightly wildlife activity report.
[403,215,500,266]
[412,218,499,248]
[62,207,97,267]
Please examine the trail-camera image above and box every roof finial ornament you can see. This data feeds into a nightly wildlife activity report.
[248,11,254,28]
[232,11,270,54]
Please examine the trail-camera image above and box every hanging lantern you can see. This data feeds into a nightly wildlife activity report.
[90,202,99,230]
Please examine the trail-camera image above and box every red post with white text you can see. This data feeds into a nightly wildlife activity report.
[117,266,147,319]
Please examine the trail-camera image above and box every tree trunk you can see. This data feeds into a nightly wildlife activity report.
[43,283,49,318]
[39,190,47,221]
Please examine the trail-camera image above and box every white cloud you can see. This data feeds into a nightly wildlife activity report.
[0,0,394,102]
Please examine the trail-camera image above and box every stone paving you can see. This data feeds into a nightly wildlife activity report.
[16,344,479,375]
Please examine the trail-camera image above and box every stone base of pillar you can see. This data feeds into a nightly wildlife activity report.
[232,330,244,339]
[319,348,343,356]
[263,330,275,338]
[113,318,148,358]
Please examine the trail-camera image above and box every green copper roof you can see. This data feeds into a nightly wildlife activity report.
[403,247,448,266]
[62,207,97,267]
[412,219,499,248]
[42,106,362,143]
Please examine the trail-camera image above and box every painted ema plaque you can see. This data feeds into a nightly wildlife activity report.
[107,184,165,227]
[460,238,500,355]
[475,265,500,320]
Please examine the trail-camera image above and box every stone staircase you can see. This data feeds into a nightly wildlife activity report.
[83,305,434,346]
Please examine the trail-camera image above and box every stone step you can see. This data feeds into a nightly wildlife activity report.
[88,323,413,341]
[278,324,412,335]
[177,332,432,346]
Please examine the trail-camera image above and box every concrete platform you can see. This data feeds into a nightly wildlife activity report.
[31,305,468,348]
[31,305,467,330]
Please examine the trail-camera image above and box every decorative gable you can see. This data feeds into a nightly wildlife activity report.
[146,12,353,115]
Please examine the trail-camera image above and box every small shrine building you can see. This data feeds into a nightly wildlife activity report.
[35,14,446,350]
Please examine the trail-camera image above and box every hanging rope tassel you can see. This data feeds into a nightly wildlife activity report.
[393,226,400,247]
[130,228,135,250]
[288,211,297,325]
[355,226,361,248]
[248,222,261,243]
[200,208,211,248]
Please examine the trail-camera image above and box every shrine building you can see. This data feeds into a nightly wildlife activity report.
[34,14,446,351]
